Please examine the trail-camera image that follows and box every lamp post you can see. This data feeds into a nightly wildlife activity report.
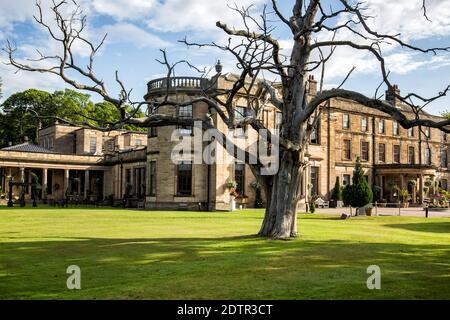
[215,60,223,73]
[7,177,13,207]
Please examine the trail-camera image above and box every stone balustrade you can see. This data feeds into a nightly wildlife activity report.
[147,76,209,93]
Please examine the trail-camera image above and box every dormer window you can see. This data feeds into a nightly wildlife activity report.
[89,137,97,154]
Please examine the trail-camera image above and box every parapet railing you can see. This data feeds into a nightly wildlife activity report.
[147,76,210,93]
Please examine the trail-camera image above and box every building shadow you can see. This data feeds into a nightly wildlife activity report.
[385,221,450,234]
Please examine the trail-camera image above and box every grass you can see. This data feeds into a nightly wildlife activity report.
[0,206,449,299]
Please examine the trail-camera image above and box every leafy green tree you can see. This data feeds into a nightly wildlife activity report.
[89,101,146,132]
[343,157,373,208]
[52,90,145,131]
[0,89,54,146]
[0,88,146,147]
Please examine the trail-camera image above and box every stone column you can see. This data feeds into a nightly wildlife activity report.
[6,167,12,194]
[84,170,89,200]
[130,167,135,196]
[27,169,32,198]
[419,174,423,204]
[102,171,107,200]
[432,175,437,196]
[77,171,81,196]
[64,169,70,195]
[412,176,417,203]
[400,174,405,189]
[20,167,25,183]
[121,166,126,198]
[43,168,48,196]
[305,165,310,205]
[379,175,384,199]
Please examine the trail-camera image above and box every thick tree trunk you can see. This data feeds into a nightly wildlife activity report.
[258,149,303,239]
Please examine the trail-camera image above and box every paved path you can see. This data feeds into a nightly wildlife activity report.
[315,207,450,218]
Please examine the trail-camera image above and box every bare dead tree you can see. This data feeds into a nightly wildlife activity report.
[3,0,450,239]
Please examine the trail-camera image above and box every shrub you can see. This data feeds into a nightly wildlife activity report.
[343,157,373,208]
[399,188,411,203]
[331,177,343,201]
[343,183,353,206]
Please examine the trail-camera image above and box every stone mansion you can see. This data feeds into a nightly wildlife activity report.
[1,74,449,210]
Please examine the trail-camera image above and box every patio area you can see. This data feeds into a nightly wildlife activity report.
[316,206,450,218]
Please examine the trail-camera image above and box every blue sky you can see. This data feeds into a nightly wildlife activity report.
[1,0,450,116]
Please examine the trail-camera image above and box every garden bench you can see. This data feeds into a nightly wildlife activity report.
[137,201,145,209]
[315,198,329,208]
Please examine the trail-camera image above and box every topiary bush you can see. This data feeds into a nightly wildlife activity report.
[331,176,343,201]
[343,157,373,208]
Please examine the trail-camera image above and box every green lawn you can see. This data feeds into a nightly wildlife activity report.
[0,206,449,299]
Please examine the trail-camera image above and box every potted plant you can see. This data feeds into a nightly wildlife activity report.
[236,194,249,209]
[237,194,249,204]
[229,188,238,211]
[226,179,237,190]
[398,188,411,208]
[366,204,373,216]
[226,179,238,211]
[250,180,264,208]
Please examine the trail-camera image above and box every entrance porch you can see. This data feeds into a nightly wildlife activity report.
[0,166,106,205]
[374,164,440,205]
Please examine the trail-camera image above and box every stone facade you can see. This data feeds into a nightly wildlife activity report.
[2,75,449,209]
[308,92,450,204]
[0,124,147,204]
[143,74,450,210]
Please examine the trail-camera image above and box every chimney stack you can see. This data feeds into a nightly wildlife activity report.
[386,84,401,106]
[307,74,317,96]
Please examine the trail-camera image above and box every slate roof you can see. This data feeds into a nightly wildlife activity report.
[1,142,57,154]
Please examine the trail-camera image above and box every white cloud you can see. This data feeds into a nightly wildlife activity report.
[0,60,65,102]
[307,0,450,81]
[363,0,450,41]
[91,0,157,21]
[147,0,265,34]
[100,23,171,48]
[0,0,35,30]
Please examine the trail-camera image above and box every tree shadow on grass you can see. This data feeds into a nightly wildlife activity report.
[1,233,449,300]
[386,221,450,233]
[299,215,343,220]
